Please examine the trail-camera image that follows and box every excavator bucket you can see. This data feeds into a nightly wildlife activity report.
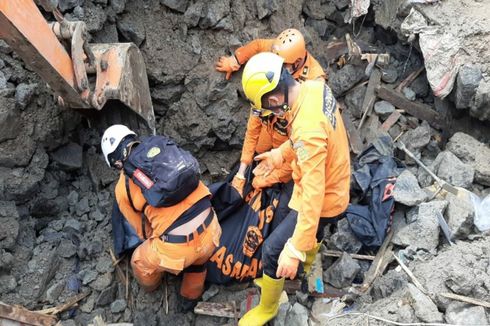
[84,43,156,134]
[0,0,155,134]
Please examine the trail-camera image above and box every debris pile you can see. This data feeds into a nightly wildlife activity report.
[0,0,489,325]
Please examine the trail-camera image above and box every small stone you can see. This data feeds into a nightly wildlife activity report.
[96,255,115,274]
[90,272,113,291]
[80,293,96,313]
[15,83,37,110]
[381,68,398,84]
[90,209,106,222]
[96,284,117,306]
[58,0,80,12]
[0,201,20,251]
[198,0,230,29]
[418,151,475,189]
[256,0,279,19]
[329,64,366,97]
[446,194,474,239]
[399,121,431,152]
[402,87,416,101]
[295,291,309,306]
[374,100,395,119]
[393,170,429,207]
[445,302,488,325]
[80,270,99,285]
[272,302,291,326]
[344,85,366,119]
[76,197,90,216]
[160,0,189,13]
[110,0,126,13]
[0,274,17,294]
[324,253,361,288]
[184,2,204,27]
[0,40,11,54]
[58,240,77,258]
[64,218,82,233]
[117,17,145,47]
[286,302,309,326]
[110,299,127,313]
[46,281,65,304]
[202,284,219,301]
[51,142,83,170]
[0,71,7,90]
[407,283,443,323]
[456,64,482,109]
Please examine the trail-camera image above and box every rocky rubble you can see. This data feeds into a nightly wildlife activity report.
[0,0,489,325]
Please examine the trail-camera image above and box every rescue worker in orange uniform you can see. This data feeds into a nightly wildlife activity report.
[238,53,351,325]
[101,125,222,310]
[215,28,327,192]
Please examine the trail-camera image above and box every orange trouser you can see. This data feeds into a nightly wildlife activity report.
[131,214,221,297]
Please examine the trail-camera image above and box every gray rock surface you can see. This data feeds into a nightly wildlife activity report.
[324,253,361,288]
[374,100,395,119]
[344,85,366,118]
[393,170,429,206]
[399,121,431,152]
[446,132,490,186]
[15,83,37,110]
[445,302,489,325]
[272,302,291,326]
[329,64,366,97]
[110,299,127,313]
[402,87,416,101]
[286,303,309,326]
[445,194,475,239]
[329,218,363,254]
[407,283,443,323]
[456,64,482,109]
[0,201,19,250]
[392,200,447,252]
[161,0,189,13]
[51,142,83,171]
[418,151,475,189]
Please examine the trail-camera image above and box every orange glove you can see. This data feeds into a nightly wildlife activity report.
[231,174,246,197]
[252,175,274,190]
[215,55,241,80]
[276,239,306,280]
[253,149,283,177]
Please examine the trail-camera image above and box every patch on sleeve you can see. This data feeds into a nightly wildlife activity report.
[293,140,309,163]
[322,85,337,129]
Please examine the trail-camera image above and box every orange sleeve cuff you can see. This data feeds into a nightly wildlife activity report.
[234,38,275,65]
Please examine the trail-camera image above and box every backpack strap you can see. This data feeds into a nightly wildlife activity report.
[125,174,150,240]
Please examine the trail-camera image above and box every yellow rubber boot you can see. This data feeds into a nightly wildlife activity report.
[253,277,264,289]
[239,275,285,326]
[303,242,322,275]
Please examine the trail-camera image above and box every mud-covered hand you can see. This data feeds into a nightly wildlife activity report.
[252,175,275,190]
[215,55,241,80]
[276,239,306,280]
[231,174,246,197]
[253,149,283,177]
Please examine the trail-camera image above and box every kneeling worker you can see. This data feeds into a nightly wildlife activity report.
[239,53,351,325]
[101,125,221,307]
[216,29,327,192]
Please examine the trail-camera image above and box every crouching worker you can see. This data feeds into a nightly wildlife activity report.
[238,53,351,325]
[101,125,222,308]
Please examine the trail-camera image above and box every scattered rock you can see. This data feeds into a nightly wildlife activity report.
[470,78,490,121]
[446,194,475,239]
[184,2,204,27]
[344,85,366,118]
[445,302,489,325]
[446,132,490,186]
[272,302,291,326]
[324,253,361,288]
[110,0,126,14]
[80,293,96,313]
[374,100,395,119]
[407,283,443,323]
[410,75,430,98]
[58,239,78,258]
[418,151,475,189]
[161,0,189,13]
[402,87,416,101]
[393,170,429,206]
[392,200,447,252]
[0,97,21,142]
[59,0,80,12]
[202,284,219,301]
[46,281,65,304]
[0,40,11,54]
[0,201,20,250]
[80,270,99,285]
[329,64,366,97]
[110,299,127,313]
[198,0,231,29]
[256,0,279,19]
[370,269,408,300]
[286,302,309,326]
[117,15,145,46]
[0,71,6,90]
[15,83,37,110]
[51,142,83,171]
[302,0,335,20]
[0,274,17,294]
[330,218,363,254]
[96,284,117,306]
[455,64,482,109]
[381,68,398,84]
[399,121,431,152]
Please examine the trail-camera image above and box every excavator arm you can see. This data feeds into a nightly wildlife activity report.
[0,0,155,133]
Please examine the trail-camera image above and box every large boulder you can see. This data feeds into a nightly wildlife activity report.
[418,151,475,189]
[445,193,475,239]
[393,170,429,207]
[324,253,361,288]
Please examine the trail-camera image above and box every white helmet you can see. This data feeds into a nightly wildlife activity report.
[101,124,136,167]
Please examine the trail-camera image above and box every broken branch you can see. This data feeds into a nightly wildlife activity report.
[324,250,375,261]
[35,291,90,315]
[440,292,490,309]
[358,68,382,130]
[0,302,57,326]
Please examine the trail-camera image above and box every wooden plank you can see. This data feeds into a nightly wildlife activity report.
[0,302,57,326]
[324,250,375,261]
[194,302,238,318]
[440,292,490,309]
[341,109,363,155]
[360,230,394,292]
[376,86,442,128]
[380,110,402,132]
[358,68,382,130]
[396,67,425,92]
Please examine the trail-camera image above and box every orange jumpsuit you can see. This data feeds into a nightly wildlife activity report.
[115,173,221,297]
[278,80,351,252]
[236,38,327,185]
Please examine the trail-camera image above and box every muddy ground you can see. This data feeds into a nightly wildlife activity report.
[0,0,489,325]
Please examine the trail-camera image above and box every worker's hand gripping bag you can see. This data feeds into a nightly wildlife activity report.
[206,169,293,284]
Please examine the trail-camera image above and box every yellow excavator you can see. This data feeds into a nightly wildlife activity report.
[0,0,155,133]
